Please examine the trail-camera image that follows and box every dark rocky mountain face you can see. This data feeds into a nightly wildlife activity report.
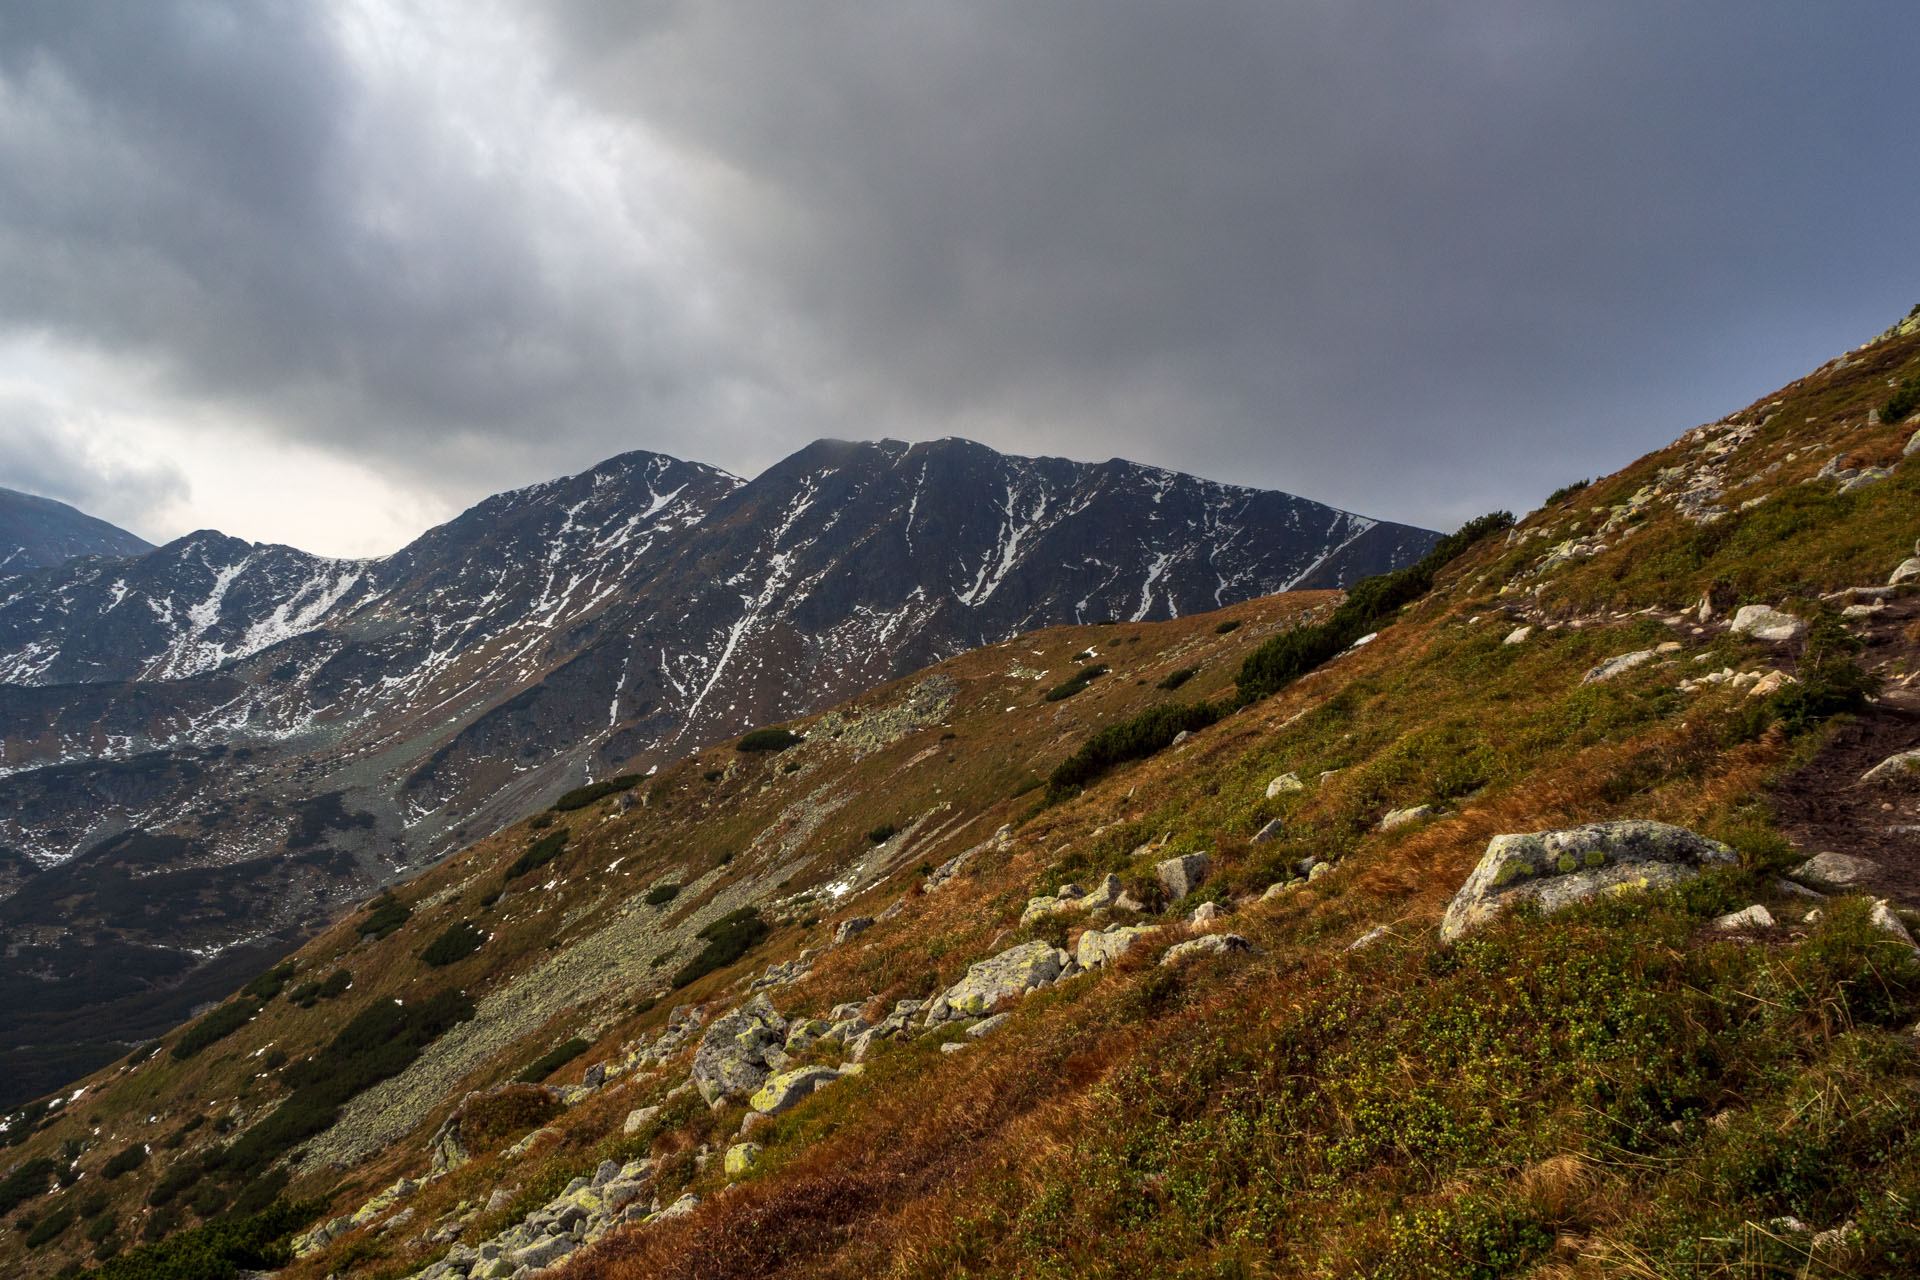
[0,437,1433,1105]
[0,486,152,578]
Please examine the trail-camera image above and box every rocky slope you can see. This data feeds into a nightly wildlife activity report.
[3,312,1920,1277]
[0,439,1435,1108]
[0,488,151,579]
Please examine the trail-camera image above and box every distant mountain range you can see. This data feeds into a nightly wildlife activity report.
[0,437,1436,1102]
[0,486,153,577]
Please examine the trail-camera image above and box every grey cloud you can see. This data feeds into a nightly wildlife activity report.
[0,389,188,537]
[2,1,1918,542]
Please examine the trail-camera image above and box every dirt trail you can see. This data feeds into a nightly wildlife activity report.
[1771,595,1920,904]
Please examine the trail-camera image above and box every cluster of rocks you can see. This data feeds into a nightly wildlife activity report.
[411,1158,669,1280]
[1018,874,1138,926]
[1677,665,1795,698]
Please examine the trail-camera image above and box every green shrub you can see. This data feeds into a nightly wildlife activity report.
[549,774,641,812]
[866,822,898,844]
[287,969,351,1008]
[1043,663,1109,702]
[1884,373,1920,425]
[671,907,771,989]
[1156,666,1198,691]
[1213,619,1242,634]
[737,728,802,753]
[146,1158,204,1208]
[1047,701,1225,797]
[643,883,680,906]
[93,1198,319,1280]
[124,1041,163,1067]
[504,831,569,881]
[240,961,296,1003]
[0,1157,55,1215]
[1544,478,1591,507]
[516,1037,591,1084]
[419,921,487,967]
[171,1000,257,1060]
[24,1203,75,1248]
[356,891,411,940]
[528,811,554,830]
[101,1143,148,1180]
[78,1191,111,1219]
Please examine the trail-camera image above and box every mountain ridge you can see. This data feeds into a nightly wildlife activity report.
[0,435,1437,1108]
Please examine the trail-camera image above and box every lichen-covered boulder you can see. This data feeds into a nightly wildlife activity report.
[1441,820,1737,941]
[1729,604,1806,642]
[1075,924,1157,969]
[1379,805,1441,832]
[1266,772,1305,798]
[1161,933,1252,965]
[1157,852,1210,901]
[924,941,1071,1025]
[691,993,790,1104]
[1863,750,1920,786]
[724,1143,763,1176]
[749,1065,843,1116]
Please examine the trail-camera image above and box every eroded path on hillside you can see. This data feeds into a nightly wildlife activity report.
[1772,594,1920,904]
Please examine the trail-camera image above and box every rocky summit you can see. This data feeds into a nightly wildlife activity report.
[6,314,1920,1278]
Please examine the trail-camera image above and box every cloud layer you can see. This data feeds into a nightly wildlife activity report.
[0,1,1915,554]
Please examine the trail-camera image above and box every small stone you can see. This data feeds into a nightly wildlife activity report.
[939,1041,966,1054]
[1728,604,1806,642]
[739,1110,774,1139]
[1250,818,1285,844]
[1709,904,1775,932]
[1188,901,1225,927]
[1790,852,1878,892]
[1260,880,1298,901]
[622,1105,660,1135]
[723,1143,762,1177]
[1775,878,1825,900]
[1156,852,1211,900]
[1503,625,1532,645]
[1345,925,1390,953]
[1307,861,1331,881]
[1265,772,1304,798]
[1582,649,1657,683]
[1868,899,1920,954]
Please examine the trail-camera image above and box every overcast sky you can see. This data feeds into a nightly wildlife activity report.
[0,2,1915,558]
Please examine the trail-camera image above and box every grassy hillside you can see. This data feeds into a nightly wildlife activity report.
[4,315,1920,1278]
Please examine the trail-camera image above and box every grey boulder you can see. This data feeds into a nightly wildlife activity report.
[690,994,790,1104]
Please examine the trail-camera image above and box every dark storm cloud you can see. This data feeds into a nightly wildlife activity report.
[539,0,1920,524]
[1,1,1917,546]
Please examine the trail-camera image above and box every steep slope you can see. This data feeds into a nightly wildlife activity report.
[0,488,151,579]
[0,440,1433,1109]
[6,313,1920,1277]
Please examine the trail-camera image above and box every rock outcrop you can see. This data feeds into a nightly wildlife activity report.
[1440,820,1738,942]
